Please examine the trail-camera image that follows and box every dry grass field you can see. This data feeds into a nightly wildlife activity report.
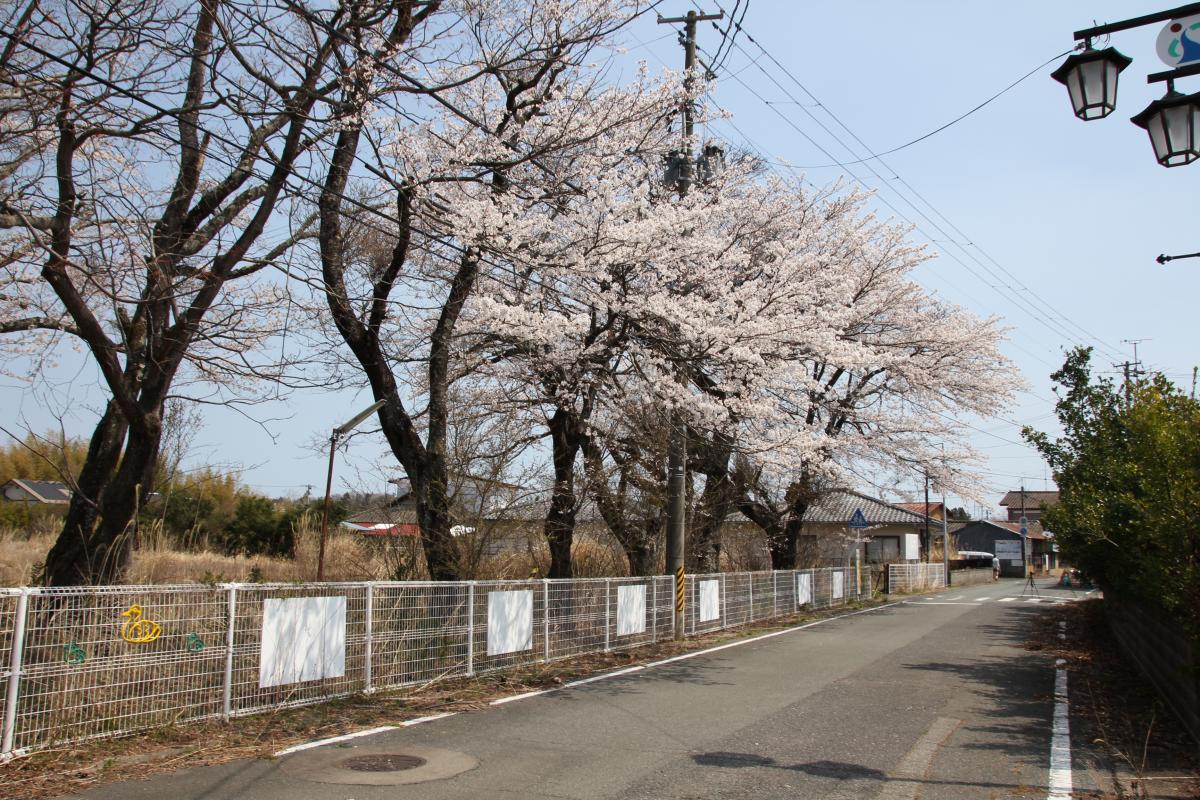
[0,518,635,587]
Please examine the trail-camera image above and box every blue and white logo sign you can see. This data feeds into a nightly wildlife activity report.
[1158,15,1200,67]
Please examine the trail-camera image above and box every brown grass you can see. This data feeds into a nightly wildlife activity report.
[0,523,643,587]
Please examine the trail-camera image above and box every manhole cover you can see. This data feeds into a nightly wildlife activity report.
[337,754,427,772]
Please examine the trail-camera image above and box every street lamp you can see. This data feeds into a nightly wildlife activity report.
[1130,87,1200,166]
[1050,46,1132,120]
[317,398,387,581]
[1055,3,1200,167]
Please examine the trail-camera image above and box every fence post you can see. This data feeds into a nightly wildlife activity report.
[721,573,727,628]
[467,582,475,676]
[543,580,550,662]
[364,582,374,693]
[773,571,779,619]
[829,568,834,607]
[222,584,237,721]
[604,579,611,652]
[1,589,30,757]
[748,573,754,622]
[651,578,657,643]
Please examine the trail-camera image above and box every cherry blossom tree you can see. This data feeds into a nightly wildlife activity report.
[309,0,669,579]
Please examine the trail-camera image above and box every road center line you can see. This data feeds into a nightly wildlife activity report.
[874,716,961,800]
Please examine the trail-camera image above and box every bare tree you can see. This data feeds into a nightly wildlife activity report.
[0,1,433,583]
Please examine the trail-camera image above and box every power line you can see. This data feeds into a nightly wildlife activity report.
[680,1,1126,366]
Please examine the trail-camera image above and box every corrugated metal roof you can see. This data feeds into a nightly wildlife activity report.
[4,479,72,503]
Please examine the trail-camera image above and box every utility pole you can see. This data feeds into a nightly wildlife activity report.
[658,7,721,640]
[1114,338,1147,407]
[1020,483,1029,579]
[923,471,930,561]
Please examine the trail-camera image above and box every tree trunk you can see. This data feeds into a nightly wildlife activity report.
[688,435,735,572]
[624,540,656,576]
[43,403,127,585]
[544,408,583,578]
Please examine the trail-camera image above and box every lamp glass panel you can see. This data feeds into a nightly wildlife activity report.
[1148,113,1169,164]
[1080,59,1106,117]
[1102,59,1120,109]
[1164,104,1193,164]
[1066,71,1086,116]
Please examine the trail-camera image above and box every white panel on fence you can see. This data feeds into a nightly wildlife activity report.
[259,596,346,688]
[903,533,920,561]
[487,590,533,656]
[698,579,720,622]
[832,571,844,599]
[616,584,646,636]
[796,573,812,606]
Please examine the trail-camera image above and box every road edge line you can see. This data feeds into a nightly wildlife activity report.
[273,724,397,757]
[1047,657,1073,800]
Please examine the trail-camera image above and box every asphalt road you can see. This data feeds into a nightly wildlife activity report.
[69,578,1097,800]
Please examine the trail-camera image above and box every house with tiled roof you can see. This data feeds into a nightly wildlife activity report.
[998,490,1059,523]
[723,487,937,566]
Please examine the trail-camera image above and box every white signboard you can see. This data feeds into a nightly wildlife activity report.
[698,579,720,622]
[832,571,844,599]
[994,540,1022,557]
[259,596,346,688]
[1157,15,1200,68]
[903,533,920,561]
[487,590,533,656]
[796,573,812,606]
[616,584,647,636]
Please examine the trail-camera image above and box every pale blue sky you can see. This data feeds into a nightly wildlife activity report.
[3,1,1197,517]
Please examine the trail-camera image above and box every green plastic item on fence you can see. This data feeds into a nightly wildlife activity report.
[185,632,205,653]
[63,641,86,665]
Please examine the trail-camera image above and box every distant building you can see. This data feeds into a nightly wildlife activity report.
[893,501,944,522]
[998,490,1059,523]
[2,479,72,505]
[953,519,1057,577]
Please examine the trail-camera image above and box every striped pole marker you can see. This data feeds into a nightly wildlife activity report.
[674,566,685,640]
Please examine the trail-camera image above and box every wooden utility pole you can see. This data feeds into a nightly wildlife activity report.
[658,8,721,639]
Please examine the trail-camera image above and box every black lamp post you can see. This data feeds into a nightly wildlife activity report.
[1051,46,1132,120]
[1130,86,1200,166]
[1056,3,1200,167]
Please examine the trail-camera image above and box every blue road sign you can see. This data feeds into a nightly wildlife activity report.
[848,509,869,529]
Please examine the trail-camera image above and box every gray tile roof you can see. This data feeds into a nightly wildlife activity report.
[801,488,931,525]
[998,490,1059,508]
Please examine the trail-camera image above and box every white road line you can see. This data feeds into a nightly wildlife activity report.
[491,689,553,705]
[1047,659,1073,799]
[998,597,1017,603]
[273,725,398,757]
[1024,598,1042,603]
[911,601,983,606]
[874,716,961,800]
[401,712,457,726]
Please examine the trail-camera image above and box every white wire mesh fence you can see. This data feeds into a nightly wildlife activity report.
[0,567,865,758]
[886,563,948,594]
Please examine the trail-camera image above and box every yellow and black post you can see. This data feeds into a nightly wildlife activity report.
[674,565,686,639]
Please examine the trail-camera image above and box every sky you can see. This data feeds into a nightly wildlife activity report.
[3,1,1198,518]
